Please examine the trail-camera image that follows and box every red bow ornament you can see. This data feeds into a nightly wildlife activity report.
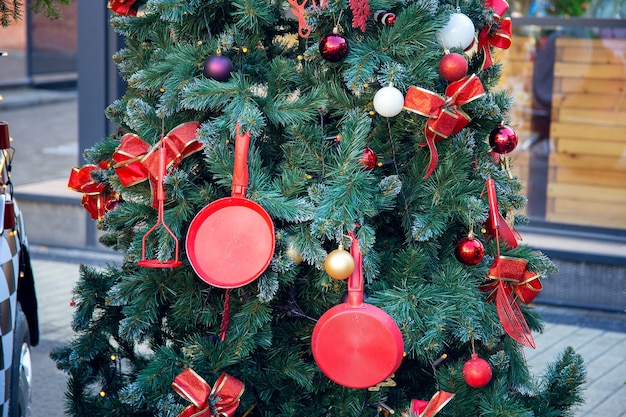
[477,0,512,70]
[68,165,120,220]
[483,256,542,305]
[108,0,140,16]
[403,75,485,178]
[172,369,244,417]
[405,391,454,417]
[113,121,202,208]
[482,256,540,348]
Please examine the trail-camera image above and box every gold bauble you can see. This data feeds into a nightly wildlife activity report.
[324,247,355,280]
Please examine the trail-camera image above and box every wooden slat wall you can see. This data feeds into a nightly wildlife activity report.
[547,38,626,229]
[493,37,536,196]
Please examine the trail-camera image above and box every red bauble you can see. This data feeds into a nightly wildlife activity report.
[438,53,468,83]
[359,147,378,170]
[489,125,518,154]
[319,29,349,62]
[203,55,234,82]
[463,353,492,388]
[454,236,484,265]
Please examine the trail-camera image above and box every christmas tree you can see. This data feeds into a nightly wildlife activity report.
[53,0,587,416]
[0,0,70,26]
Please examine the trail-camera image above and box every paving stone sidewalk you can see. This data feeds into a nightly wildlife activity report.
[29,256,626,417]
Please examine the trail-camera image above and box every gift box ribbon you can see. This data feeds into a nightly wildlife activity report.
[409,390,454,417]
[113,121,202,207]
[68,164,120,220]
[478,0,512,70]
[403,75,485,178]
[172,369,244,417]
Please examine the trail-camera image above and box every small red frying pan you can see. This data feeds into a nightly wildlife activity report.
[186,125,275,288]
[311,236,404,389]
[484,177,519,249]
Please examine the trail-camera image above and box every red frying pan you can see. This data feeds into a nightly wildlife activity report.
[186,125,275,288]
[311,236,404,389]
[484,177,519,249]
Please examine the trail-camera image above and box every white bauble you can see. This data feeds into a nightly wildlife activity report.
[439,13,475,50]
[373,86,405,118]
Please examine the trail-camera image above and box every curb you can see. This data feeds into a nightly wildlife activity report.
[0,87,77,111]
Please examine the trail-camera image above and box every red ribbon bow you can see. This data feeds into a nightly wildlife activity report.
[483,256,542,305]
[408,391,454,417]
[172,369,244,417]
[108,0,139,16]
[478,0,512,70]
[68,165,120,220]
[113,121,202,208]
[403,75,485,178]
[482,256,540,349]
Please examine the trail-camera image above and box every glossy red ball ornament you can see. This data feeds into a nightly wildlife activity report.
[319,29,349,62]
[203,54,234,82]
[438,52,468,83]
[454,236,484,265]
[463,353,492,388]
[463,353,493,388]
[489,125,518,154]
[359,147,378,170]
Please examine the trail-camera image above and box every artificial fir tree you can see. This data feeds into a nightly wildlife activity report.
[0,0,70,26]
[53,0,587,416]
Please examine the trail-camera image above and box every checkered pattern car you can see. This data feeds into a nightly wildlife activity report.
[0,196,38,417]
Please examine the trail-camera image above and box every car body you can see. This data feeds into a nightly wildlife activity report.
[0,126,39,417]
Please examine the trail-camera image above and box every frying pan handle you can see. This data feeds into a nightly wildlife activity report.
[232,124,250,198]
[347,236,364,307]
[486,177,499,231]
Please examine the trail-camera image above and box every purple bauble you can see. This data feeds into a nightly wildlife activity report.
[203,55,234,82]
[319,30,349,62]
[489,125,519,154]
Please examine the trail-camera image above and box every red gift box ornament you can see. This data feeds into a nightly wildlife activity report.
[408,390,454,417]
[172,369,244,417]
[68,165,120,220]
[403,75,485,178]
[478,0,512,70]
[113,121,202,208]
